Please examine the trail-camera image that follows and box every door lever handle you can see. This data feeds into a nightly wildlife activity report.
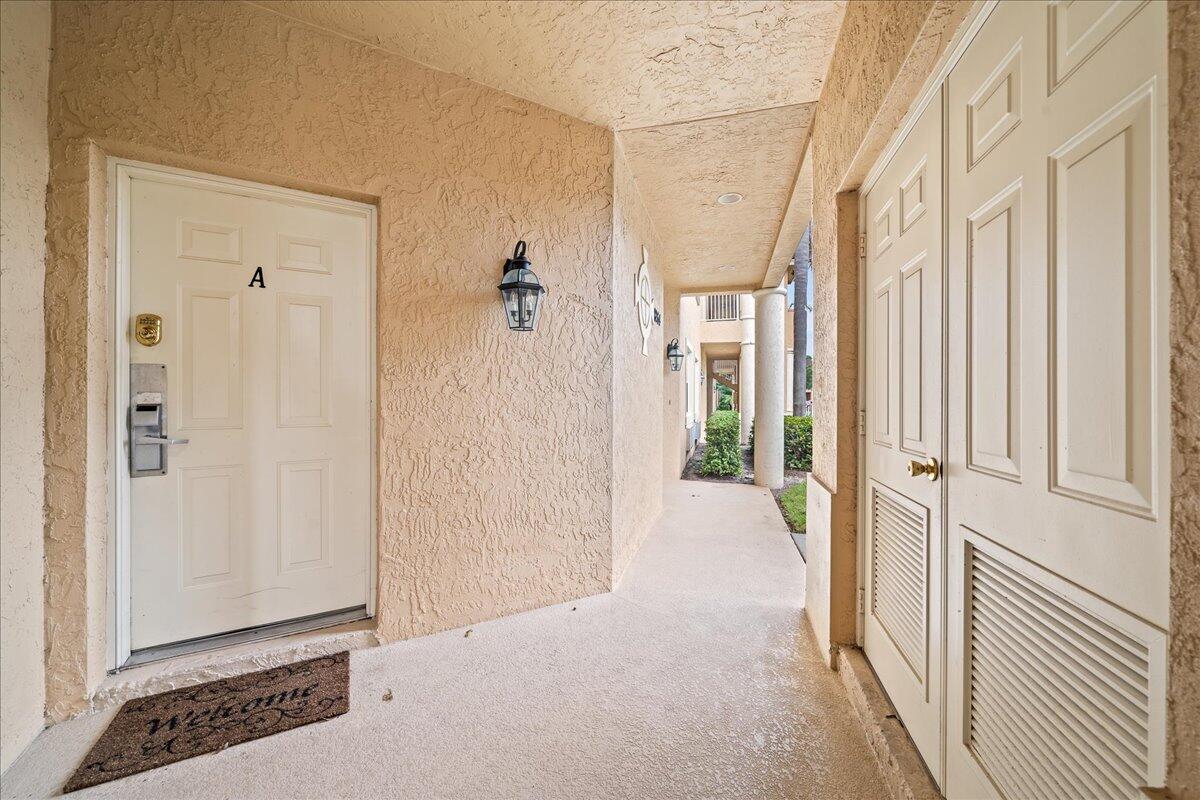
[907,457,939,481]
[136,434,190,446]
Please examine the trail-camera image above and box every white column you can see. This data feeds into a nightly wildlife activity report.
[785,348,795,416]
[738,293,755,444]
[753,284,787,488]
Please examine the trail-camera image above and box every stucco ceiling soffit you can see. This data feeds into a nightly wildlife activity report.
[248,0,847,130]
[762,143,813,289]
[618,102,815,292]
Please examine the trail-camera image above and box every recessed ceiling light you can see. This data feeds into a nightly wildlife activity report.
[716,192,744,205]
[718,264,736,272]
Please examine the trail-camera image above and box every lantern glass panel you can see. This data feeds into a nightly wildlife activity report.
[500,268,544,332]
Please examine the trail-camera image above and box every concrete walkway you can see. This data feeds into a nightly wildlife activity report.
[1,481,886,799]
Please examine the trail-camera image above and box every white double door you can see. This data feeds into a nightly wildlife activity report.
[864,1,1170,797]
[121,164,374,654]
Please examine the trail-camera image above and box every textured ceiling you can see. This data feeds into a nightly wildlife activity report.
[250,0,846,289]
[619,103,814,293]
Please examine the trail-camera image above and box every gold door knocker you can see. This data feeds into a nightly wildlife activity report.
[134,313,162,347]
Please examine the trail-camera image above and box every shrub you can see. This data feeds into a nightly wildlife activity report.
[784,415,813,471]
[700,410,742,476]
[715,384,733,411]
[745,415,812,471]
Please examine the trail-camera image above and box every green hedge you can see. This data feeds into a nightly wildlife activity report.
[744,415,812,470]
[784,415,813,471]
[700,410,742,477]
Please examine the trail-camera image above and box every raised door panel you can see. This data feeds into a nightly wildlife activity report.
[872,279,895,447]
[900,255,927,455]
[179,288,242,430]
[179,465,242,588]
[1049,0,1148,90]
[277,293,333,428]
[178,219,242,264]
[900,160,928,233]
[874,198,896,257]
[967,43,1022,170]
[278,459,330,573]
[967,184,1021,480]
[1049,87,1156,516]
[277,232,334,275]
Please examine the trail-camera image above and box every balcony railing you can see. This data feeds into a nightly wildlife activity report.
[705,294,739,321]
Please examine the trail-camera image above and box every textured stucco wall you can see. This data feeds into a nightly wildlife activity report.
[611,139,665,584]
[1168,2,1200,796]
[661,285,684,483]
[0,0,50,771]
[45,0,614,719]
[661,293,703,482]
[805,0,968,662]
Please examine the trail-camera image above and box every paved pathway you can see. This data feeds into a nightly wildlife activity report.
[1,480,886,799]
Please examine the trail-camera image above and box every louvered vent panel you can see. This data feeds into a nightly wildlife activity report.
[870,487,926,679]
[967,545,1154,800]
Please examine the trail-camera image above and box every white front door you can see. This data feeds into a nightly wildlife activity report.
[944,2,1169,797]
[862,88,945,784]
[119,164,374,656]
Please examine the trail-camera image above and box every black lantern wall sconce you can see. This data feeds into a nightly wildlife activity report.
[666,338,684,372]
[498,240,546,332]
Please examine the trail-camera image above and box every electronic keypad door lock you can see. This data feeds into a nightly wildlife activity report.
[129,363,188,477]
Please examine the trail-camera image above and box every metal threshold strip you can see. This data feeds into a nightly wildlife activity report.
[120,605,370,671]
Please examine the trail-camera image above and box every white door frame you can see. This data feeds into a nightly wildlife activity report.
[105,158,378,671]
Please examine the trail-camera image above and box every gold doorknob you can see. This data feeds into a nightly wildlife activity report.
[907,457,939,481]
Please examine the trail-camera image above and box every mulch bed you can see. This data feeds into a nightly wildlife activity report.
[681,443,755,485]
[682,444,807,494]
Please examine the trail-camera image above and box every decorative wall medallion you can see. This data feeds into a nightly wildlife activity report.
[635,246,654,355]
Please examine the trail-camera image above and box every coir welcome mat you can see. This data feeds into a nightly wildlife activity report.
[64,651,349,793]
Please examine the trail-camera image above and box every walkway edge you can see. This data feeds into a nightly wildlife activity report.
[836,646,943,800]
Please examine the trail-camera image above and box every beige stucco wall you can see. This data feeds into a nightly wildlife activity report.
[611,139,665,584]
[662,293,703,482]
[44,0,616,719]
[1168,2,1199,795]
[698,317,742,346]
[0,0,50,771]
[805,0,969,663]
[697,309,794,350]
[661,285,684,483]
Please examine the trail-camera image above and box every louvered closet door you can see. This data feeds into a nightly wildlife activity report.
[944,2,1169,798]
[862,88,944,785]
